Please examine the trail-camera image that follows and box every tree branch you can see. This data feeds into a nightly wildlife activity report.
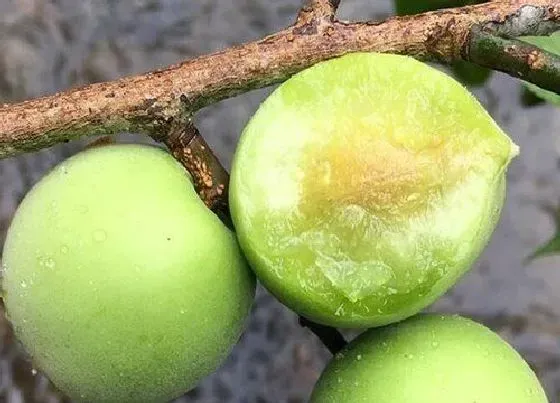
[467,31,560,93]
[0,1,558,159]
[164,117,230,222]
[296,0,340,25]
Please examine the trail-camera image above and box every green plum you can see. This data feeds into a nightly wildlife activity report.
[229,52,518,327]
[310,314,547,402]
[1,144,255,403]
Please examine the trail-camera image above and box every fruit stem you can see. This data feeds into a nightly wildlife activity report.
[299,316,347,355]
[164,120,232,227]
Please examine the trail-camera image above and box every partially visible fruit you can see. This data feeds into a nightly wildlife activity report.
[310,314,548,403]
[230,52,518,327]
[2,144,256,402]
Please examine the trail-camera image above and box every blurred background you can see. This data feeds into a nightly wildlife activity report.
[0,0,559,402]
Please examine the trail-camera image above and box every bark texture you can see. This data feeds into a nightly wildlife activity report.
[0,0,558,158]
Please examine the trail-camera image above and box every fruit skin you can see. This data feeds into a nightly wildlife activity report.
[310,314,548,403]
[230,52,518,328]
[1,144,255,403]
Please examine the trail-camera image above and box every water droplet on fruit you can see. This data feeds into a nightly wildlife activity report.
[119,372,124,377]
[180,309,186,314]
[93,230,107,242]
[61,245,69,254]
[44,257,56,269]
[404,353,414,359]
[431,341,439,348]
[356,354,362,361]
[20,281,27,288]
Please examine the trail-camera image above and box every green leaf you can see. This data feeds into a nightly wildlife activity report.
[527,235,560,262]
[393,0,485,15]
[520,86,546,107]
[518,32,560,106]
[527,203,560,262]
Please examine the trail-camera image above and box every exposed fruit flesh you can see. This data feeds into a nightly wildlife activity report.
[230,53,518,327]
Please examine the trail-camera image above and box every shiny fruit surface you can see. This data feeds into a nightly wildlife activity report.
[310,314,547,403]
[2,144,255,402]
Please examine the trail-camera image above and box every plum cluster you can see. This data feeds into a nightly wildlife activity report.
[1,53,547,402]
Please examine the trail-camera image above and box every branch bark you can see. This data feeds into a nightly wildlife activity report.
[468,31,560,92]
[0,0,558,159]
[296,0,340,25]
[165,118,230,220]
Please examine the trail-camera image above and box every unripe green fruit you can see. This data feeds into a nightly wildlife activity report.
[310,314,547,403]
[1,144,255,403]
[230,53,518,327]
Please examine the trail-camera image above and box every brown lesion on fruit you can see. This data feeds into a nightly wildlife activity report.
[298,132,469,222]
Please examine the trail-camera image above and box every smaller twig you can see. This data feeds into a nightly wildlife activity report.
[299,316,347,355]
[162,121,230,225]
[467,30,560,94]
[296,0,339,28]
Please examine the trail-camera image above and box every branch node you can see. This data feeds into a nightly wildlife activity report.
[296,0,339,30]
[480,4,560,37]
[467,30,560,94]
[161,122,230,223]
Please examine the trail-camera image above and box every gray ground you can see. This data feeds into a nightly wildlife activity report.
[0,1,559,402]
